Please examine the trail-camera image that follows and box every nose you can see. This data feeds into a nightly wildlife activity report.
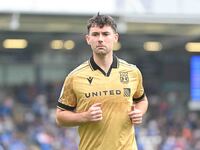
[98,34,103,42]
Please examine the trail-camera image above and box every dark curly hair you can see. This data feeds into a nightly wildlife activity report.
[87,12,117,33]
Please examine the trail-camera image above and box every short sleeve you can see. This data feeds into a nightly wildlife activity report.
[132,67,145,103]
[57,74,77,111]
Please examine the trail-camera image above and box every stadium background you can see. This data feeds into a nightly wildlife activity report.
[0,0,200,149]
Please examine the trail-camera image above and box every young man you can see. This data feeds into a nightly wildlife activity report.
[56,13,148,150]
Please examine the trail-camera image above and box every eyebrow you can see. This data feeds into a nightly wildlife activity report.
[91,31,110,34]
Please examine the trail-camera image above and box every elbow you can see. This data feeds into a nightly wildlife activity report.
[55,116,63,127]
[55,109,65,127]
[56,115,70,127]
[55,117,62,127]
[55,108,77,127]
[143,96,149,114]
[55,109,73,127]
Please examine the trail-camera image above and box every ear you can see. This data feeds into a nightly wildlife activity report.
[85,34,90,45]
[114,33,119,42]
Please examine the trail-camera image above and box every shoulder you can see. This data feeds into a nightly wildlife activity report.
[64,60,90,80]
[118,58,142,74]
[68,60,90,77]
[118,58,136,69]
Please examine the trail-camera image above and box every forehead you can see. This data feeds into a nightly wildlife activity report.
[89,25,115,33]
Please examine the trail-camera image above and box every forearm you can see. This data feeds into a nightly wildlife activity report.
[134,96,148,115]
[56,108,88,127]
[56,103,103,127]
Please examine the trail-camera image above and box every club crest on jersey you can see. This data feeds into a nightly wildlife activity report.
[119,72,129,84]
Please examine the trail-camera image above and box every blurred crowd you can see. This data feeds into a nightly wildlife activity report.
[0,82,200,150]
[137,92,200,150]
[0,82,79,150]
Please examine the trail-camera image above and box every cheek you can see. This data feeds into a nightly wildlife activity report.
[107,36,116,42]
[105,38,115,45]
[89,40,96,46]
[89,38,97,44]
[88,40,97,49]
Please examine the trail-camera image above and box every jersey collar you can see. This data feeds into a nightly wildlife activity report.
[89,55,118,76]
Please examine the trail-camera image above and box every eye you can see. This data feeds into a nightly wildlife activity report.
[103,32,110,36]
[91,32,99,36]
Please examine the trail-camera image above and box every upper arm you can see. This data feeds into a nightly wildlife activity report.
[134,95,148,115]
[132,67,145,103]
[55,107,75,126]
[57,75,77,111]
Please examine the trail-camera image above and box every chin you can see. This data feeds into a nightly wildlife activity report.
[95,49,107,55]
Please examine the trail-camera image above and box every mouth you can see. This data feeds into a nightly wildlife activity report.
[96,45,105,49]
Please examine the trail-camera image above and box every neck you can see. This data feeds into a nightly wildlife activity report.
[93,53,113,73]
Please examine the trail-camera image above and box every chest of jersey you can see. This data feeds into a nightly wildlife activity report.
[73,68,138,110]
